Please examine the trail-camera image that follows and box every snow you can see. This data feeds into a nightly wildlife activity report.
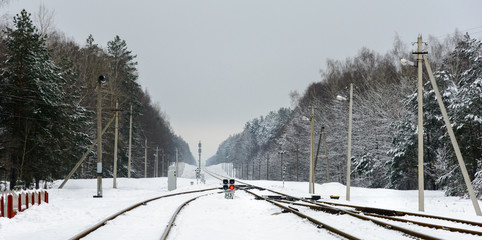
[1,163,481,240]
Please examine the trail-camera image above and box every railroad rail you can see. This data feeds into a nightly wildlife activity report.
[160,192,220,240]
[273,199,482,236]
[69,188,217,240]
[317,199,482,228]
[204,168,481,240]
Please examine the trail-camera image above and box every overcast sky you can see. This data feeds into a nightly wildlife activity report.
[2,0,481,162]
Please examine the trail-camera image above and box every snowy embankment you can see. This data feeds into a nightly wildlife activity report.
[0,163,481,240]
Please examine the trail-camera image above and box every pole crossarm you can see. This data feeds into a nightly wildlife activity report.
[58,113,116,189]
[423,55,482,216]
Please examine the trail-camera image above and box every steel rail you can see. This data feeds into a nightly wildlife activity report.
[263,188,441,240]
[204,169,442,240]
[160,192,220,240]
[205,170,362,239]
[244,189,361,240]
[317,200,482,227]
[69,188,218,240]
[274,199,482,236]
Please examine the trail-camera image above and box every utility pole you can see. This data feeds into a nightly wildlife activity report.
[422,55,481,216]
[309,106,315,194]
[175,148,178,174]
[128,105,132,179]
[155,146,159,177]
[416,36,424,212]
[279,151,285,181]
[259,159,261,180]
[324,128,329,182]
[296,145,299,182]
[94,75,106,198]
[59,114,115,189]
[161,149,165,177]
[346,83,353,201]
[241,162,244,179]
[198,141,202,170]
[266,154,269,180]
[113,100,119,188]
[144,138,147,178]
[252,161,255,180]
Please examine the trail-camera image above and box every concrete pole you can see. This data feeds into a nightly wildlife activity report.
[309,106,315,194]
[417,36,424,212]
[161,149,165,177]
[324,129,330,182]
[346,83,353,201]
[198,141,202,170]
[259,159,261,180]
[175,148,178,175]
[128,105,132,179]
[95,77,103,198]
[155,146,159,177]
[423,55,482,216]
[241,162,244,179]
[266,154,269,180]
[296,145,299,182]
[252,161,255,180]
[59,114,115,189]
[144,138,147,178]
[113,100,119,188]
[280,152,283,180]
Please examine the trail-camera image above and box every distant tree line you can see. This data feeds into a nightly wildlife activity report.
[208,32,482,198]
[0,10,195,189]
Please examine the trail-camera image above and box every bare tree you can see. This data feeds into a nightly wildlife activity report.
[34,3,55,36]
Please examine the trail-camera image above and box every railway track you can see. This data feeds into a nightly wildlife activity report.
[160,192,218,240]
[205,168,482,240]
[70,188,218,240]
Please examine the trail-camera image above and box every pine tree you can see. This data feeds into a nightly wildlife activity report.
[439,34,482,197]
[0,10,88,188]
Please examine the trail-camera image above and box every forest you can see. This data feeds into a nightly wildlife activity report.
[207,31,482,198]
[0,10,195,190]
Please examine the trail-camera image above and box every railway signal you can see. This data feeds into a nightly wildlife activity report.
[223,179,235,199]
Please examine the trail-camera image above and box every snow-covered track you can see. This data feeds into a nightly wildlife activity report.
[69,188,217,240]
[264,188,482,239]
[317,199,482,228]
[205,169,479,239]
[244,189,361,240]
[274,199,482,238]
[160,192,219,240]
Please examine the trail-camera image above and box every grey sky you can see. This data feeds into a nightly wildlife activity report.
[2,0,481,161]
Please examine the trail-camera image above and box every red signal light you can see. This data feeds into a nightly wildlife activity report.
[229,185,235,190]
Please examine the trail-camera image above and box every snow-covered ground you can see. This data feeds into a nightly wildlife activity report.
[1,163,481,240]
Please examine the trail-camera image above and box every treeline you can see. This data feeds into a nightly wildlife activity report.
[0,10,195,189]
[208,32,482,198]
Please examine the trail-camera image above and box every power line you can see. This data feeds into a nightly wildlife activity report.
[433,26,482,40]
